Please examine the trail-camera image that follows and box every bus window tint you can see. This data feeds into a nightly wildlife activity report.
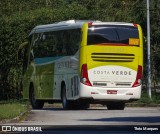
[33,29,81,58]
[56,29,81,56]
[87,25,139,45]
[32,33,55,58]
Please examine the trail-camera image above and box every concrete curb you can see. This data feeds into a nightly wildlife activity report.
[126,103,160,107]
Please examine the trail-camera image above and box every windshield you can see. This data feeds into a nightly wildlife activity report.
[87,25,139,45]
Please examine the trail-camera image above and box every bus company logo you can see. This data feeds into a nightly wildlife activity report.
[2,126,11,132]
[93,70,131,76]
[57,61,71,69]
[101,48,125,53]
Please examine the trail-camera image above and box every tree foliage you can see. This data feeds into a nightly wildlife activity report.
[0,0,160,100]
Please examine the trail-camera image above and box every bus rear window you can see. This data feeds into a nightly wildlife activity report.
[87,25,139,46]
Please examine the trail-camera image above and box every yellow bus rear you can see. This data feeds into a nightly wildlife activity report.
[79,22,143,110]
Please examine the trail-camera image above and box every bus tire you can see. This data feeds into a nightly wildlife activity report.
[107,102,125,110]
[29,85,44,109]
[61,85,71,110]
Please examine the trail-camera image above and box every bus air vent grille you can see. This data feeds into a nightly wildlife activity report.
[91,53,135,62]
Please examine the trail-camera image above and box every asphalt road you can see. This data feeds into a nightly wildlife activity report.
[2,105,160,133]
[19,106,160,126]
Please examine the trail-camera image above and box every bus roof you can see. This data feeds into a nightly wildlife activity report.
[29,20,137,36]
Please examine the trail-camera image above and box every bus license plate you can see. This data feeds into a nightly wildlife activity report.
[107,90,117,94]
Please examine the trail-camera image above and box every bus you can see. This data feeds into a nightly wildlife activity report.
[20,20,143,110]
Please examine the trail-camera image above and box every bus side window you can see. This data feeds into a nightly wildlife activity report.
[32,32,54,58]
[65,29,81,56]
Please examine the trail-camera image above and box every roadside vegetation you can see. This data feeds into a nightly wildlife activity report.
[0,100,29,121]
[137,92,160,105]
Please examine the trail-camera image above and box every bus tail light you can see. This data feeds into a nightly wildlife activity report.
[133,23,138,27]
[80,64,92,86]
[132,65,142,87]
[88,22,93,27]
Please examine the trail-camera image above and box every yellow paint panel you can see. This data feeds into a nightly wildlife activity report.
[86,45,140,71]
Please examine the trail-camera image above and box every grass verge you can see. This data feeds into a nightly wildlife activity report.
[137,92,160,104]
[0,100,29,121]
[127,92,160,106]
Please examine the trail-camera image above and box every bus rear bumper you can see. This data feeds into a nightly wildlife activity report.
[79,83,141,101]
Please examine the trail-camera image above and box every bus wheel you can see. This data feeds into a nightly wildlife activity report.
[61,85,71,110]
[29,86,44,109]
[107,102,125,110]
